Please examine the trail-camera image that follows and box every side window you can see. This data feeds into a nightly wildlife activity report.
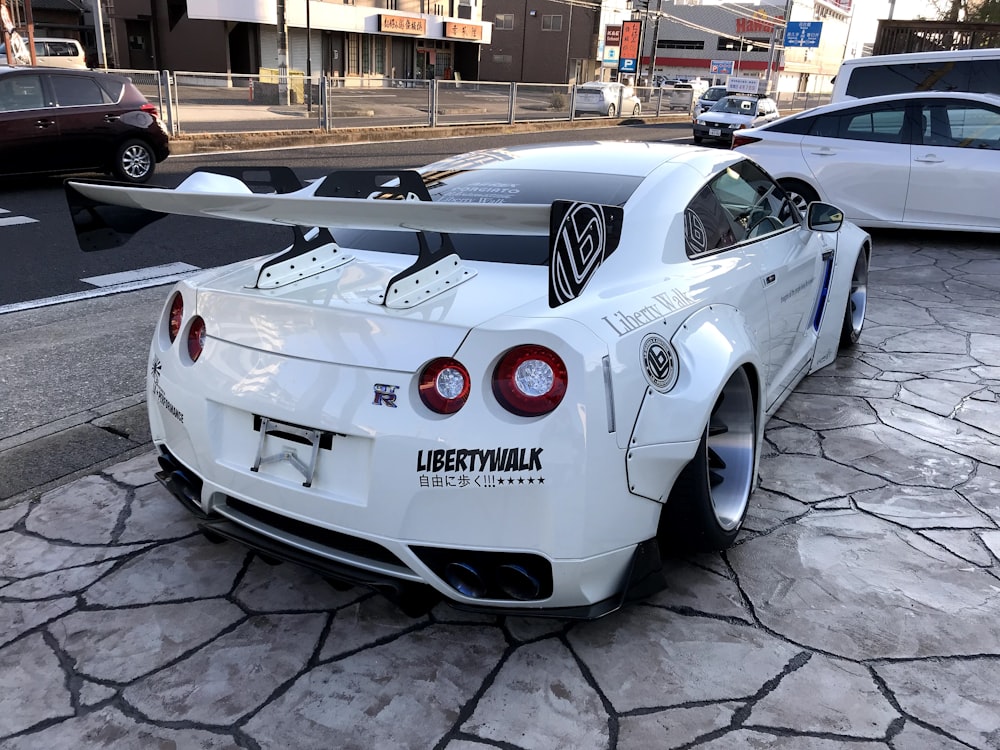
[844,108,906,142]
[810,105,908,143]
[0,74,46,111]
[846,61,972,98]
[684,161,796,257]
[968,59,1000,95]
[684,184,738,258]
[50,75,111,107]
[922,102,1000,150]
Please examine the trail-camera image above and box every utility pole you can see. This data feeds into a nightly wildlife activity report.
[277,0,289,105]
[645,0,660,87]
[93,0,107,67]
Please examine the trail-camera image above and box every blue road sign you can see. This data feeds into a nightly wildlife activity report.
[785,21,823,48]
[619,57,638,73]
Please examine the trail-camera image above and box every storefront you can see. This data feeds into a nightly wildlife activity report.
[186,0,490,82]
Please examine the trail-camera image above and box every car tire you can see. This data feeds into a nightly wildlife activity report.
[112,139,155,183]
[693,135,703,144]
[659,367,756,552]
[840,249,869,348]
[778,178,819,215]
[607,103,617,117]
[631,104,641,116]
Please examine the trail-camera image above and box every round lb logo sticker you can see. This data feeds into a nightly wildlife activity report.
[641,333,678,393]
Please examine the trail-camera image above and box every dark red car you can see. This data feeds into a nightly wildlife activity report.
[0,66,169,183]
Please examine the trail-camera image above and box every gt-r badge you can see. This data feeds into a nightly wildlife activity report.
[641,333,678,393]
[373,383,399,407]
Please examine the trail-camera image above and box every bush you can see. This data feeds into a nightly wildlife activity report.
[549,91,567,109]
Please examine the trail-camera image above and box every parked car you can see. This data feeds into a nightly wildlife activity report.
[693,95,780,146]
[64,142,870,618]
[695,84,728,114]
[0,37,88,69]
[574,81,641,117]
[0,67,169,182]
[733,91,1000,232]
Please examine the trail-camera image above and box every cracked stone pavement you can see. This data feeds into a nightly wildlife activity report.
[2,237,999,749]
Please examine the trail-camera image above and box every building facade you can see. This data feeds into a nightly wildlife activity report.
[477,0,600,83]
[19,0,493,81]
[613,0,852,94]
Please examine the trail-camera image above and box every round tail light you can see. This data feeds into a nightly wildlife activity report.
[419,357,470,414]
[168,293,184,343]
[187,316,206,362]
[493,345,567,417]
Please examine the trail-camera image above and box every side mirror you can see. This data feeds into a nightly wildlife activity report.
[807,202,844,233]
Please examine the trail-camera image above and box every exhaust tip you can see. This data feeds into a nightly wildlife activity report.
[444,562,487,599]
[496,564,542,601]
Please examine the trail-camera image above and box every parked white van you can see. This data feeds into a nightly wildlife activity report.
[831,48,1000,102]
[0,37,87,69]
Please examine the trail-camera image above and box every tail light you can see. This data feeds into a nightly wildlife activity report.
[419,358,470,414]
[187,316,206,362]
[732,133,761,149]
[141,102,160,118]
[493,345,567,417]
[168,293,183,343]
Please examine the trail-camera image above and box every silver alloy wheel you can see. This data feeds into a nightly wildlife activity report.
[843,250,869,344]
[778,179,820,215]
[706,368,756,531]
[120,143,152,180]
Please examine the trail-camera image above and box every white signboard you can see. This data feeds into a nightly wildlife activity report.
[726,76,760,94]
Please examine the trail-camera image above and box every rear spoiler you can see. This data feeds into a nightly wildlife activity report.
[65,167,623,309]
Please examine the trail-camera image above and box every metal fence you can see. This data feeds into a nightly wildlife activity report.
[113,69,831,137]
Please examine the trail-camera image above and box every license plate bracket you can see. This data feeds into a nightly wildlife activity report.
[251,415,333,488]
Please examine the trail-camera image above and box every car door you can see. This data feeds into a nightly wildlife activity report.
[903,98,1000,229]
[702,160,825,408]
[45,73,121,172]
[0,72,60,175]
[798,101,912,224]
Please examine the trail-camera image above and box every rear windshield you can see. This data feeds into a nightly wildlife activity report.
[333,168,642,266]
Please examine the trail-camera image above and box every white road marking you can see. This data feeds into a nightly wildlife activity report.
[0,266,202,315]
[0,208,38,226]
[81,262,200,287]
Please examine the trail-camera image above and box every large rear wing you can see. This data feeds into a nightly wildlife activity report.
[65,167,623,309]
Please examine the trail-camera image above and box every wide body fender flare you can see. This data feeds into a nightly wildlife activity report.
[626,304,764,503]
[810,226,871,373]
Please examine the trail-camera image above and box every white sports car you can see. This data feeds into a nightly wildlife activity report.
[66,142,870,619]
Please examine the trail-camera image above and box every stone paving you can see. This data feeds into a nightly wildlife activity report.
[2,236,1000,749]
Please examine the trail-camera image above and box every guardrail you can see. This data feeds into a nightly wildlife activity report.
[110,68,831,136]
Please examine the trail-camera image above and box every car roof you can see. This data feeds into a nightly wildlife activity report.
[777,90,1000,119]
[443,141,740,180]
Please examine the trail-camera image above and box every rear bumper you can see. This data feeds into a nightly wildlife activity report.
[155,448,666,619]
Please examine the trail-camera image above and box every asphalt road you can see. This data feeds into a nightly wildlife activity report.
[0,122,692,311]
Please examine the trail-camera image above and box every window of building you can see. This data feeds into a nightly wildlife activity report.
[542,15,562,31]
[495,13,514,30]
[347,33,360,75]
[716,36,767,52]
[657,39,704,50]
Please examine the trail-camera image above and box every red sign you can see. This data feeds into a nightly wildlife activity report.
[604,25,622,47]
[736,11,781,35]
[620,20,641,60]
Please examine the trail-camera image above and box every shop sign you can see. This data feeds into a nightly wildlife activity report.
[445,22,482,41]
[380,15,427,36]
